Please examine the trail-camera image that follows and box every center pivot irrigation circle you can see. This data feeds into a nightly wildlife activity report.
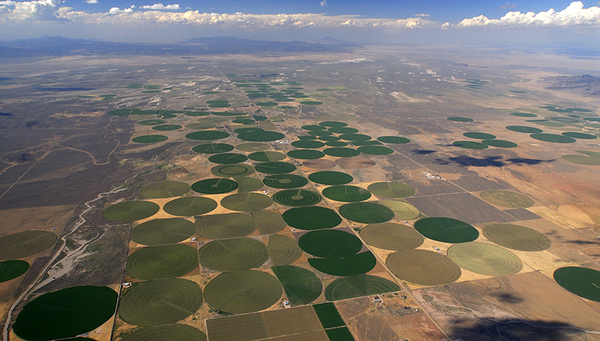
[319,121,348,127]
[554,267,600,302]
[308,171,353,185]
[387,250,461,285]
[530,133,576,143]
[377,136,410,144]
[282,206,342,230]
[120,325,207,341]
[414,217,479,243]
[198,238,268,271]
[325,275,401,301]
[480,190,534,208]
[208,153,248,164]
[103,201,160,222]
[203,270,283,314]
[298,229,363,258]
[339,202,395,224]
[322,185,371,202]
[163,197,218,216]
[248,151,287,162]
[0,231,58,260]
[186,130,229,141]
[191,178,239,194]
[287,149,325,160]
[323,148,360,158]
[235,177,264,192]
[252,210,286,234]
[192,143,234,154]
[0,260,29,283]
[211,164,254,177]
[272,265,322,306]
[483,223,551,251]
[308,252,376,277]
[267,235,303,266]
[447,242,523,276]
[140,181,191,199]
[118,278,203,326]
[367,182,415,198]
[263,174,309,189]
[379,200,420,220]
[195,213,257,239]
[273,189,322,206]
[126,244,199,280]
[360,223,424,250]
[131,218,195,245]
[238,130,285,142]
[357,146,394,155]
[463,132,497,140]
[291,140,325,148]
[254,162,296,174]
[221,193,274,211]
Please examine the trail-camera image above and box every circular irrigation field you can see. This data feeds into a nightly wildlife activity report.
[308,171,353,185]
[238,131,285,142]
[483,223,551,251]
[186,130,229,141]
[0,260,29,283]
[483,139,518,148]
[414,217,479,243]
[13,286,117,341]
[299,229,363,258]
[554,267,600,302]
[126,244,198,280]
[335,157,376,169]
[303,159,336,170]
[323,148,360,158]
[267,235,303,266]
[357,146,394,155]
[203,270,283,314]
[360,223,424,251]
[308,252,376,276]
[282,206,342,230]
[236,142,271,152]
[236,177,265,192]
[254,162,296,174]
[322,185,371,202]
[273,189,322,206]
[329,127,359,134]
[191,178,238,194]
[211,164,254,177]
[263,174,308,189]
[120,324,207,341]
[325,275,400,301]
[326,141,348,147]
[530,133,576,143]
[379,200,420,220]
[221,193,273,211]
[562,153,600,166]
[118,278,203,326]
[131,218,195,245]
[319,121,348,127]
[338,202,395,224]
[195,213,257,239]
[447,116,474,122]
[208,153,248,164]
[192,143,234,154]
[506,126,544,133]
[368,182,415,198]
[287,149,325,160]
[132,135,168,143]
[377,136,410,144]
[198,238,268,271]
[163,197,218,216]
[252,210,287,235]
[453,141,488,149]
[102,201,160,222]
[152,124,181,131]
[248,151,286,162]
[140,181,191,198]
[272,265,322,306]
[463,132,497,140]
[386,250,462,285]
[480,190,534,208]
[0,231,58,260]
[562,132,597,140]
[292,140,325,149]
[447,242,523,276]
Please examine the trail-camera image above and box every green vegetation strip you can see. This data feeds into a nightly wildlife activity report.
[387,249,461,285]
[248,151,286,162]
[447,242,523,276]
[368,182,415,198]
[322,185,371,202]
[483,139,518,148]
[195,213,257,239]
[126,244,198,280]
[313,302,345,328]
[308,171,353,185]
[140,181,190,198]
[414,217,479,243]
[463,132,496,140]
[339,202,395,224]
[272,265,322,306]
[121,325,207,341]
[192,143,234,154]
[480,190,534,208]
[511,112,537,117]
[186,130,229,141]
[377,136,410,144]
[0,260,29,283]
[323,148,360,157]
[283,206,342,230]
[273,189,322,206]
[562,132,598,139]
[199,238,268,271]
[267,235,303,266]
[447,116,474,122]
[131,218,195,245]
[453,141,488,149]
[13,286,117,340]
[299,229,363,258]
[507,125,543,133]
[221,192,274,211]
[203,270,283,314]
[554,267,600,302]
[211,164,255,177]
[530,133,576,143]
[263,174,308,189]
[319,121,348,127]
[103,201,159,222]
[132,135,168,143]
[255,162,296,174]
[119,278,202,326]
[324,275,401,301]
[163,197,218,216]
[483,223,551,251]
[191,178,238,194]
[309,252,376,276]
[238,130,285,142]
[287,149,325,160]
[380,200,420,220]
[0,231,57,260]
[360,223,424,251]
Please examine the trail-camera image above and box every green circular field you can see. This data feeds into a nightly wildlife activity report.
[414,217,479,243]
[235,177,264,192]
[447,242,523,276]
[463,132,497,140]
[554,267,600,302]
[482,139,518,148]
[322,185,371,202]
[131,218,195,245]
[272,265,322,305]
[103,201,160,222]
[152,124,181,131]
[379,200,420,220]
[447,117,473,122]
[121,325,207,341]
[248,151,286,162]
[367,182,415,198]
[302,125,327,131]
[211,164,255,177]
[250,210,285,234]
[562,132,598,139]
[118,278,202,326]
[139,119,166,126]
[221,193,273,211]
[192,143,234,154]
[267,235,303,266]
[0,260,29,283]
[323,148,360,157]
[325,141,348,147]
[126,244,198,280]
[236,142,271,152]
[208,153,248,164]
[507,125,544,133]
[308,130,333,137]
[325,275,400,301]
[357,146,394,155]
[233,118,256,124]
[308,252,376,276]
[255,162,296,174]
[199,238,268,271]
[287,149,325,160]
[263,174,309,189]
[511,112,537,117]
[299,229,363,258]
[283,206,342,230]
[480,190,534,208]
[360,223,424,251]
[339,202,395,224]
[328,127,359,134]
[191,178,238,194]
[13,286,117,340]
[453,141,488,149]
[530,133,576,143]
[140,181,191,198]
[195,213,257,239]
[386,250,461,285]
[132,135,168,143]
[273,189,322,206]
[319,121,347,127]
[185,130,229,141]
[163,197,217,216]
[550,116,580,123]
[186,123,215,130]
[308,171,353,185]
[483,223,551,251]
[0,231,58,260]
[318,135,341,141]
[339,133,371,142]
[234,127,262,134]
[377,136,410,144]
[238,131,285,142]
[292,140,325,148]
[203,270,282,314]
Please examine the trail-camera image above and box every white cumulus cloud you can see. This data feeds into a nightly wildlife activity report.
[84,0,98,4]
[320,0,327,7]
[0,0,62,20]
[108,5,134,14]
[140,3,180,10]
